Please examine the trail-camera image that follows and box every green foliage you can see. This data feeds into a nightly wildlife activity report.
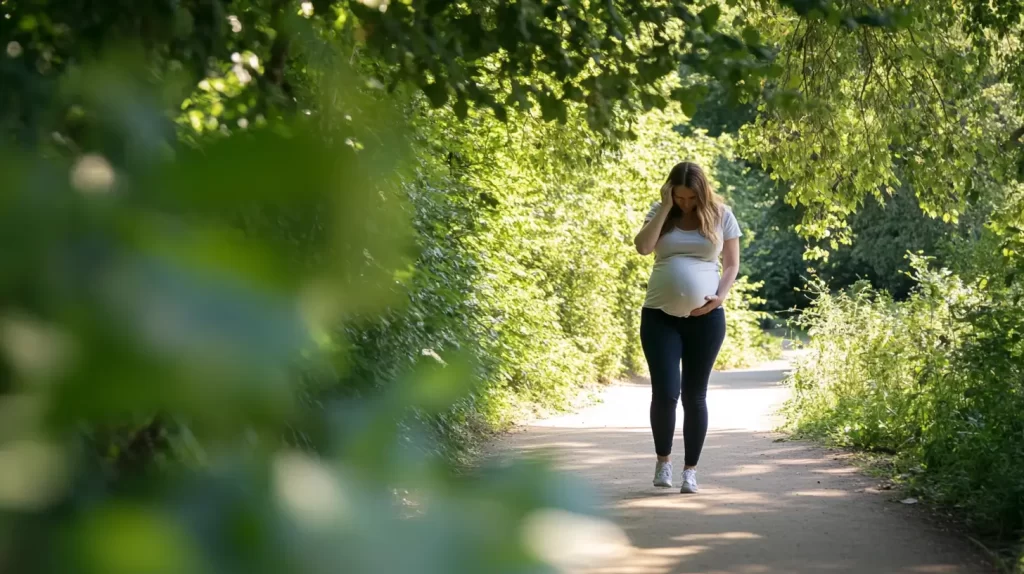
[742,0,1024,244]
[0,0,305,147]
[723,156,995,315]
[756,5,1024,552]
[0,0,907,148]
[380,97,781,434]
[352,0,779,135]
[823,191,958,299]
[784,251,1024,546]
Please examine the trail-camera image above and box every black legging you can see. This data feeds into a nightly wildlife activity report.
[640,306,726,466]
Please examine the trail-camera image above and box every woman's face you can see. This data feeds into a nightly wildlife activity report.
[672,186,699,214]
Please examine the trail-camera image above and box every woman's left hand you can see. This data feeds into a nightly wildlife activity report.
[690,295,722,317]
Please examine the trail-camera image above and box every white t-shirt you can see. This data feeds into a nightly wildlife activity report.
[642,202,742,317]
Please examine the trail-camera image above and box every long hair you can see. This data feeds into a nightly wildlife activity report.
[661,162,724,245]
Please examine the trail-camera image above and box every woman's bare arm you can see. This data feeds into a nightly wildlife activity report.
[716,238,740,301]
[634,184,674,255]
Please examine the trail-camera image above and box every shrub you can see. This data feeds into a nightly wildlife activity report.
[785,253,1024,542]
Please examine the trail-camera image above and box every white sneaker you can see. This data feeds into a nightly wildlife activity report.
[680,468,699,493]
[653,461,673,488]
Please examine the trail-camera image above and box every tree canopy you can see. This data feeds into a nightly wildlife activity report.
[4,0,1022,247]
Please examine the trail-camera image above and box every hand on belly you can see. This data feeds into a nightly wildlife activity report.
[673,273,718,315]
[647,257,721,317]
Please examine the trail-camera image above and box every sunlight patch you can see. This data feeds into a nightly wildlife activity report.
[675,531,763,542]
[790,489,848,498]
[522,509,630,569]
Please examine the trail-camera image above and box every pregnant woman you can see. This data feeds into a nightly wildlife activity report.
[632,161,742,494]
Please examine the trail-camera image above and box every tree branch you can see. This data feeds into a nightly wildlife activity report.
[781,18,803,91]
[907,29,950,124]
[800,22,811,91]
[265,0,294,101]
[866,30,902,117]
[859,28,874,105]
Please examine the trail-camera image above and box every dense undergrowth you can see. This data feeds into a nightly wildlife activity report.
[784,241,1024,563]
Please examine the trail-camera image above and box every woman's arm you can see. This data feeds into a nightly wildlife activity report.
[690,238,740,316]
[716,238,740,301]
[633,184,674,255]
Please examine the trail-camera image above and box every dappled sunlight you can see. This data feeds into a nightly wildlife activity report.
[693,487,791,516]
[515,441,598,450]
[767,457,832,466]
[619,497,710,512]
[559,454,653,472]
[788,489,849,498]
[581,545,714,574]
[701,567,773,574]
[709,464,775,478]
[674,532,763,542]
[811,466,860,476]
[647,546,711,558]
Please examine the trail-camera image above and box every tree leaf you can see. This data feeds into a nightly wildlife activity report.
[742,26,761,46]
[699,5,721,33]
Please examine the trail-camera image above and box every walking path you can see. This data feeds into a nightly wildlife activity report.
[499,353,993,574]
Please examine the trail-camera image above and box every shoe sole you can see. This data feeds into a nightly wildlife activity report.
[653,480,673,488]
[679,485,699,494]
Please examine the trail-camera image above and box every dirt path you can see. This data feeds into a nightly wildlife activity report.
[499,354,994,574]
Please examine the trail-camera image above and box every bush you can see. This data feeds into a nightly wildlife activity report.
[784,253,1024,543]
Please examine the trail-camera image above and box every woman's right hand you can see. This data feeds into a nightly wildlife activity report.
[660,182,673,206]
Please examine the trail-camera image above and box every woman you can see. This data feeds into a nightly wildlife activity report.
[633,161,741,494]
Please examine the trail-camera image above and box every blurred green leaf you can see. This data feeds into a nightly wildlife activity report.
[699,5,722,33]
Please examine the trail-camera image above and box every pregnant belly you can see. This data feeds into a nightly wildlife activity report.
[646,258,720,317]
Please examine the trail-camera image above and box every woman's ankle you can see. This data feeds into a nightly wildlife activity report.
[657,455,671,463]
